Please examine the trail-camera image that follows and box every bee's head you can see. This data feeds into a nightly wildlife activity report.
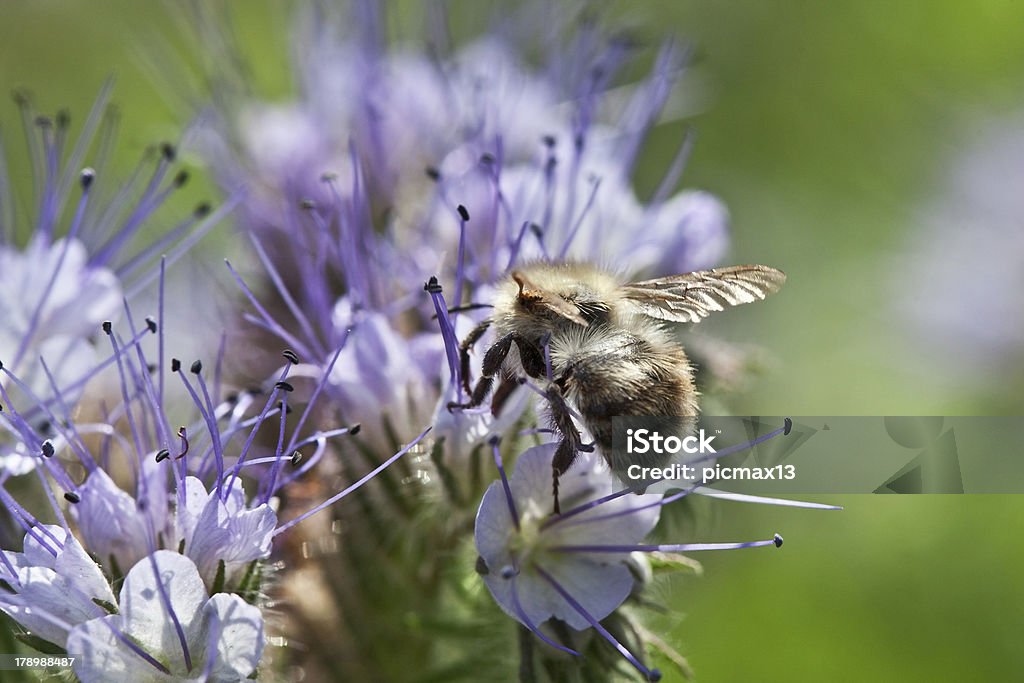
[510,271,590,327]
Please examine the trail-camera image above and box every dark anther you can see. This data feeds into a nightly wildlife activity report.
[101,321,113,335]
[648,669,663,682]
[275,381,294,392]
[487,435,501,447]
[578,443,596,453]
[425,166,441,181]
[35,115,52,128]
[282,349,299,365]
[0,360,4,370]
[475,556,490,575]
[56,109,70,128]
[225,392,239,405]
[171,358,181,372]
[175,426,189,460]
[147,363,157,374]
[145,317,158,334]
[480,152,495,165]
[500,565,517,579]
[64,492,81,504]
[457,204,470,221]
[320,171,338,182]
[349,423,361,436]
[80,168,96,190]
[246,386,264,395]
[423,276,443,294]
[541,134,556,147]
[299,198,316,210]
[155,449,170,463]
[173,170,190,188]
[784,417,793,436]
[194,202,212,218]
[190,360,203,375]
[276,401,293,415]
[574,132,585,151]
[290,451,303,467]
[160,142,177,161]
[774,533,784,548]
[41,441,55,458]
[12,90,30,106]
[529,223,544,238]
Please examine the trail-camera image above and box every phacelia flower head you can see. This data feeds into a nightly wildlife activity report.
[0,85,223,475]
[196,1,731,477]
[476,440,799,681]
[0,275,430,679]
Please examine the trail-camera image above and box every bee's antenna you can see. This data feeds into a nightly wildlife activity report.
[512,271,526,297]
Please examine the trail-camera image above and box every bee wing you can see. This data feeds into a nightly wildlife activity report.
[620,265,786,324]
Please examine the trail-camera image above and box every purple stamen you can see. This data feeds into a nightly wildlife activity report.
[490,437,519,531]
[250,234,326,360]
[541,489,632,530]
[222,365,293,501]
[283,334,349,455]
[453,204,470,311]
[650,127,695,206]
[424,277,461,394]
[536,566,661,682]
[557,175,601,260]
[273,426,431,536]
[125,198,238,299]
[257,390,291,505]
[552,535,784,554]
[11,230,80,368]
[696,490,843,511]
[143,549,193,671]
[509,574,580,656]
[98,610,173,675]
[225,259,313,359]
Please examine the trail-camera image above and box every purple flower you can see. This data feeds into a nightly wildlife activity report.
[0,525,115,648]
[895,118,1024,389]
[0,282,430,669]
[0,86,223,475]
[197,3,730,464]
[475,442,800,681]
[66,551,264,683]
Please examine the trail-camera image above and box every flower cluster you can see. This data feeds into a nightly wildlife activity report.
[0,84,221,475]
[0,3,836,682]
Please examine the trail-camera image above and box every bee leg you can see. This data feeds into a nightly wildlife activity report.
[490,371,520,417]
[458,318,492,396]
[544,385,584,515]
[448,332,514,410]
[513,337,546,378]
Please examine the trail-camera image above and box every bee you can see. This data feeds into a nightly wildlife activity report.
[449,262,786,512]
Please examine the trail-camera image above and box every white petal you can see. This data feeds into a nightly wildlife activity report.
[1,566,107,648]
[118,551,208,670]
[199,593,264,682]
[68,614,176,683]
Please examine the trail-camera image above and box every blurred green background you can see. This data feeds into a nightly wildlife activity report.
[2,1,1022,681]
